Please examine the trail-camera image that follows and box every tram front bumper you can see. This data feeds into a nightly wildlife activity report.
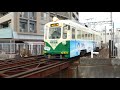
[44,50,69,55]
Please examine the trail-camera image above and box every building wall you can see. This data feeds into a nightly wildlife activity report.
[0,12,79,41]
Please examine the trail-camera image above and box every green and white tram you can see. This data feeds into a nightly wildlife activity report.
[43,17,102,59]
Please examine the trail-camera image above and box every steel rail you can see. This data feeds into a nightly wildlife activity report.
[5,61,64,78]
[5,61,70,78]
[0,55,45,68]
[0,59,48,74]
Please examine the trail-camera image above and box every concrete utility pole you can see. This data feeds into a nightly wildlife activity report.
[105,26,106,44]
[110,12,113,40]
[110,12,113,58]
[110,12,115,57]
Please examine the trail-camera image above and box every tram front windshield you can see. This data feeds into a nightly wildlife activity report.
[49,27,61,39]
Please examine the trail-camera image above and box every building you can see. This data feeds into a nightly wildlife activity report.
[0,12,79,43]
[49,12,79,21]
[0,12,79,57]
[114,28,120,43]
[100,29,112,44]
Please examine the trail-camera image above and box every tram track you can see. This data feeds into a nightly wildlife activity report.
[5,61,70,78]
[0,55,73,78]
[0,55,45,69]
[0,60,50,77]
[0,59,47,72]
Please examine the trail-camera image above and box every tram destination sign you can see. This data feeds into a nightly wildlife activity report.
[50,23,59,27]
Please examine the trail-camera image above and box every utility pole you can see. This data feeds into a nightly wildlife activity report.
[105,26,106,44]
[110,12,113,40]
[110,12,115,58]
[113,22,115,57]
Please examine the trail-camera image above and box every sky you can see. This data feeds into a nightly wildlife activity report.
[79,12,120,31]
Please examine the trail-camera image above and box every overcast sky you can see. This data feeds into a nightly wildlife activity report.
[79,12,120,31]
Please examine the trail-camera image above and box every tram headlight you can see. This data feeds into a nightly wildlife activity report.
[61,51,68,54]
[62,41,66,45]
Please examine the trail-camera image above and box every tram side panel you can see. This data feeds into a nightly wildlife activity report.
[70,40,96,58]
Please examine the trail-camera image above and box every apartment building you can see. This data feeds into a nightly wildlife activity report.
[100,28,117,44]
[0,12,79,43]
[0,12,79,56]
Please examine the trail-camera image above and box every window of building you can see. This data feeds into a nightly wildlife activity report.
[8,21,11,27]
[40,24,45,33]
[20,12,28,18]
[0,21,9,28]
[49,16,53,21]
[29,21,36,33]
[20,19,28,32]
[29,12,36,20]
[41,12,47,20]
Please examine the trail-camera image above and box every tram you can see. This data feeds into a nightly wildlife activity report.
[43,17,102,59]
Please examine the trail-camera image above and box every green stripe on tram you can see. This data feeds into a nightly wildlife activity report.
[44,41,70,58]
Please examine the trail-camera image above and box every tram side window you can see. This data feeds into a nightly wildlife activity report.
[63,25,68,39]
[90,34,92,40]
[96,35,99,41]
[84,31,88,40]
[95,35,98,41]
[90,34,93,40]
[72,28,75,39]
[82,31,85,39]
[93,34,95,40]
[88,33,90,40]
[77,30,82,39]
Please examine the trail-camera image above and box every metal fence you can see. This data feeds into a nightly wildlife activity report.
[0,43,44,60]
[109,38,120,59]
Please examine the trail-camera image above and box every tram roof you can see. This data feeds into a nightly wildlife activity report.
[46,20,101,35]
